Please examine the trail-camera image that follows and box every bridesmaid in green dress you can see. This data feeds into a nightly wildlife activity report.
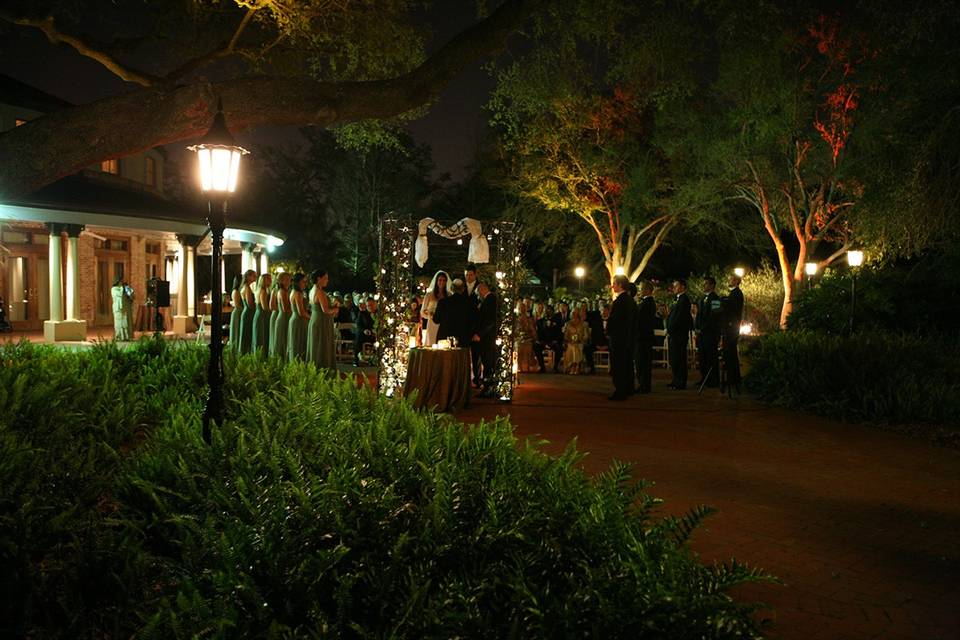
[237,269,256,354]
[251,272,273,354]
[267,277,279,353]
[287,273,309,362]
[270,272,292,358]
[306,269,339,371]
[227,275,242,352]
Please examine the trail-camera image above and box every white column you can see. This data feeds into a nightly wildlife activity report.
[66,235,80,320]
[259,251,268,274]
[220,257,226,296]
[48,228,63,322]
[242,243,255,274]
[177,246,188,315]
[186,246,196,317]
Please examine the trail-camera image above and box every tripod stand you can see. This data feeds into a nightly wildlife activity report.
[698,348,735,398]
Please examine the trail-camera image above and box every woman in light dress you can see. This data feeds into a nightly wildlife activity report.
[228,275,242,350]
[563,307,590,374]
[420,270,450,346]
[306,269,339,370]
[287,273,309,362]
[269,272,292,358]
[251,273,273,354]
[236,269,257,354]
[516,301,539,372]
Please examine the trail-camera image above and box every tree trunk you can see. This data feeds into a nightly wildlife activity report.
[0,0,541,199]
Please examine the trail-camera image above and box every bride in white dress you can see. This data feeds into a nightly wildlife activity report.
[420,270,451,346]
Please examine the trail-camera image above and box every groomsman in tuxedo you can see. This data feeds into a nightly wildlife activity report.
[464,264,482,386]
[722,274,745,392]
[435,279,478,348]
[634,281,657,394]
[695,276,722,387]
[474,280,499,397]
[605,275,637,400]
[666,279,693,389]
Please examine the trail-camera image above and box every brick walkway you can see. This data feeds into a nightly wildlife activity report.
[459,371,960,640]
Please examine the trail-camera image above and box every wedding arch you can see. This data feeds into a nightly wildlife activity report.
[375,214,523,401]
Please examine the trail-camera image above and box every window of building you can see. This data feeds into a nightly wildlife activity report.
[15,118,27,127]
[145,156,156,187]
[101,158,119,175]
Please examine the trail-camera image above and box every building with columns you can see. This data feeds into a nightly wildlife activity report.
[0,75,283,341]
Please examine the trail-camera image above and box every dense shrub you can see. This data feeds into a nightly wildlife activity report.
[745,330,960,425]
[1,340,772,638]
[789,248,960,338]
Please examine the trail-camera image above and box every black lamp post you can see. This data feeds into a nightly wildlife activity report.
[847,250,864,333]
[187,99,249,443]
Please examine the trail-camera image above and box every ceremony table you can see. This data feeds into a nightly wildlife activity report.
[403,347,471,412]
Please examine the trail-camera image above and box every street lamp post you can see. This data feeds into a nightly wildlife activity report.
[574,266,585,291]
[805,262,817,291]
[188,99,249,443]
[846,250,864,333]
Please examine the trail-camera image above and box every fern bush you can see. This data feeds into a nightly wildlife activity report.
[745,330,960,425]
[1,340,772,638]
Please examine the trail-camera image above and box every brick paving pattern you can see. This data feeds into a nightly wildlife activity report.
[459,371,960,640]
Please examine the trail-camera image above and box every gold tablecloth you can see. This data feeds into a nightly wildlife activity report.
[403,347,471,412]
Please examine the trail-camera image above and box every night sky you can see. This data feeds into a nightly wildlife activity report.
[0,5,494,181]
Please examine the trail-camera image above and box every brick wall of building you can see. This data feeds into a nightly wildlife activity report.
[129,234,146,309]
[77,233,96,324]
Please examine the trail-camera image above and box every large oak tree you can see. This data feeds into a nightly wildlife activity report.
[0,0,543,200]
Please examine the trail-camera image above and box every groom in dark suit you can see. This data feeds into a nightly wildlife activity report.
[634,281,657,394]
[474,280,499,397]
[605,275,637,401]
[435,279,477,348]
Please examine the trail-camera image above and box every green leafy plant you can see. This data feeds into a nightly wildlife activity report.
[1,340,774,638]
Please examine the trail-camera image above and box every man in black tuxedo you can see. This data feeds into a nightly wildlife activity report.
[695,276,723,387]
[354,297,377,366]
[721,274,745,391]
[435,279,477,347]
[464,264,482,386]
[474,280,499,397]
[666,279,693,389]
[634,281,658,394]
[605,275,637,400]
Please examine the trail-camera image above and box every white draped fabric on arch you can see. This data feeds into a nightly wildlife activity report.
[414,217,490,268]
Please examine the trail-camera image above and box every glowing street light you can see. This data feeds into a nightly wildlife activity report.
[574,266,585,291]
[733,267,746,278]
[187,98,249,444]
[615,266,626,276]
[846,250,864,332]
[805,262,818,276]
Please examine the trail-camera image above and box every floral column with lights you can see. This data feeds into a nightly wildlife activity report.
[376,216,414,397]
[492,221,521,401]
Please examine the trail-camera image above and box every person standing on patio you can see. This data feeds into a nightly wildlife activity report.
[696,276,722,387]
[287,273,309,362]
[306,269,338,371]
[270,272,292,358]
[228,275,242,351]
[666,278,693,390]
[251,273,272,354]
[111,275,133,341]
[474,280,499,397]
[421,270,450,347]
[635,281,657,394]
[722,274,745,392]
[606,275,636,400]
[237,269,256,354]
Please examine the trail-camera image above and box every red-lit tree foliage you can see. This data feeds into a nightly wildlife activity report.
[736,15,869,326]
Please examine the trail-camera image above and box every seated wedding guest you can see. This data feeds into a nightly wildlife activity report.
[337,294,356,341]
[533,301,546,321]
[406,296,422,345]
[516,302,539,372]
[534,304,563,373]
[556,301,571,325]
[584,303,607,374]
[435,279,477,348]
[563,307,590,374]
[354,297,376,366]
